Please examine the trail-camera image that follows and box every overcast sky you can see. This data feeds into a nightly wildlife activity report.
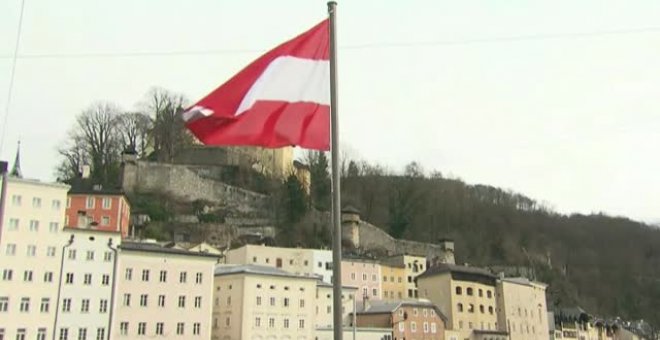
[1,0,659,223]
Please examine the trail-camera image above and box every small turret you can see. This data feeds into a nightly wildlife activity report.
[9,141,22,178]
[341,205,361,248]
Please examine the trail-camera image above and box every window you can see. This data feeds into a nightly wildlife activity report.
[125,268,132,280]
[413,308,419,316]
[252,256,257,263]
[362,273,367,281]
[487,290,492,298]
[270,297,275,306]
[81,299,90,313]
[44,272,53,282]
[298,319,305,329]
[399,322,405,332]
[41,298,50,312]
[283,318,290,329]
[52,199,61,209]
[33,197,42,208]
[372,288,378,297]
[480,304,485,313]
[256,296,262,305]
[372,274,377,281]
[299,299,305,308]
[140,294,148,307]
[95,328,105,340]
[283,297,289,307]
[101,217,110,226]
[47,246,56,257]
[479,288,483,297]
[155,323,164,335]
[467,287,473,296]
[102,198,111,209]
[101,274,109,286]
[468,304,474,313]
[119,323,128,336]
[65,273,74,284]
[195,272,203,284]
[29,220,39,231]
[226,297,231,306]
[137,323,146,335]
[5,243,16,256]
[2,269,12,281]
[37,328,47,340]
[86,197,95,209]
[103,252,112,262]
[86,251,94,261]
[489,306,494,314]
[12,195,21,206]
[255,317,261,327]
[19,297,30,312]
[457,303,463,312]
[159,270,167,282]
[268,318,275,328]
[49,222,59,233]
[24,245,36,257]
[423,309,428,317]
[194,296,202,308]
[16,328,26,340]
[84,274,92,285]
[423,322,429,333]
[158,295,165,307]
[122,294,131,306]
[8,218,18,230]
[178,296,186,308]
[0,297,8,311]
[99,299,108,313]
[23,270,33,282]
[62,298,71,312]
[176,323,184,335]
[431,322,437,333]
[68,250,76,260]
[179,272,187,283]
[141,269,149,281]
[193,323,201,335]
[59,328,69,340]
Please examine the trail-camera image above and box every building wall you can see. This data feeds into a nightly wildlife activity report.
[65,194,131,237]
[355,305,445,340]
[212,272,317,340]
[56,228,121,340]
[315,285,357,329]
[341,260,382,301]
[384,254,426,299]
[315,327,392,340]
[225,245,319,280]
[381,264,406,300]
[312,249,333,283]
[111,249,217,339]
[0,177,69,340]
[495,279,548,340]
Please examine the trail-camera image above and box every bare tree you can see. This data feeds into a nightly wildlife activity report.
[75,102,122,184]
[144,87,194,162]
[116,111,152,157]
[55,134,88,182]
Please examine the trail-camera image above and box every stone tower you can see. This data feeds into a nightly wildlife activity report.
[341,205,362,248]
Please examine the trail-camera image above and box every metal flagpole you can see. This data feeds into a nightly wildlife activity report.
[327,2,343,340]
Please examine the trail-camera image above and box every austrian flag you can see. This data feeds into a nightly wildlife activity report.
[183,20,330,150]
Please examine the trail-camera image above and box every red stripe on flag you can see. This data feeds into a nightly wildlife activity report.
[187,101,330,150]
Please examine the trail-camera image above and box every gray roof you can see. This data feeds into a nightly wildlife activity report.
[214,264,320,280]
[417,263,496,280]
[120,241,220,258]
[355,299,448,322]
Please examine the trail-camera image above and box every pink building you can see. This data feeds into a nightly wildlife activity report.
[341,257,382,302]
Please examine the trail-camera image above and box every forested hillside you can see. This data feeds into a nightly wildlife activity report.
[335,160,660,326]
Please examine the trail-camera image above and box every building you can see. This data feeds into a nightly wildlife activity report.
[341,257,382,301]
[0,175,70,340]
[315,281,357,329]
[65,182,131,238]
[495,277,549,340]
[225,244,330,282]
[54,228,121,340]
[382,254,427,298]
[354,299,448,340]
[212,264,318,340]
[112,241,218,339]
[417,264,504,340]
[381,263,406,301]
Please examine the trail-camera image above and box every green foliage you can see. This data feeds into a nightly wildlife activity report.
[128,192,174,222]
[307,151,331,211]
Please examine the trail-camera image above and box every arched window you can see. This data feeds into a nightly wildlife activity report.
[457,303,463,312]
[467,287,473,296]
[455,286,462,295]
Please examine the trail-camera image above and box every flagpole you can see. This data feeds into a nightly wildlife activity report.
[327,2,343,340]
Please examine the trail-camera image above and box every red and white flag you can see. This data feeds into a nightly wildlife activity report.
[183,20,330,150]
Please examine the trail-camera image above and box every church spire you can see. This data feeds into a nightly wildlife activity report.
[10,140,22,178]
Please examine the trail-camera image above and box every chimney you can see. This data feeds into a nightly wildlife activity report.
[81,165,91,179]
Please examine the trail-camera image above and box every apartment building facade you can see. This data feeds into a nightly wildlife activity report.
[496,277,549,340]
[418,264,504,340]
[0,176,69,340]
[381,263,406,300]
[341,257,382,301]
[355,299,447,340]
[383,254,427,298]
[54,228,121,340]
[212,265,318,340]
[315,282,357,329]
[65,184,131,238]
[112,242,218,339]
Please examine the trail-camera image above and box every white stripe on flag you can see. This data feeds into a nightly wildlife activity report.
[236,56,330,116]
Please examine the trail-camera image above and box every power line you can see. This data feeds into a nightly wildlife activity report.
[1,0,26,156]
[0,25,659,60]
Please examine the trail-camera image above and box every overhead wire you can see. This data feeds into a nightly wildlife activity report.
[1,0,26,155]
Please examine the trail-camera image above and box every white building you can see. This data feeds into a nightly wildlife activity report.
[0,176,69,340]
[311,249,333,283]
[314,281,357,329]
[111,241,219,339]
[54,228,121,340]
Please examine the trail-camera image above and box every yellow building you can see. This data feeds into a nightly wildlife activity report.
[496,277,549,340]
[418,264,505,340]
[212,265,318,340]
[380,263,406,300]
[382,254,427,298]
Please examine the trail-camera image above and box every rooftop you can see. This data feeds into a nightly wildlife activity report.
[68,178,125,195]
[120,241,220,259]
[417,263,496,280]
[214,264,320,280]
[355,299,447,322]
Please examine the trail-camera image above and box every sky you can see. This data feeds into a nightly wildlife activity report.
[1,0,659,223]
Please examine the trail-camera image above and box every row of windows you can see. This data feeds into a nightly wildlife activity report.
[383,291,404,299]
[64,273,111,286]
[458,320,497,331]
[123,294,203,308]
[397,308,437,318]
[83,196,113,210]
[382,275,403,283]
[7,219,60,233]
[0,296,110,314]
[253,283,306,291]
[249,296,306,308]
[0,327,53,340]
[124,268,203,283]
[118,321,201,336]
[5,244,58,257]
[457,303,494,314]
[360,287,379,298]
[455,286,493,298]
[57,327,106,340]
[60,298,109,313]
[67,249,113,262]
[71,215,112,227]
[397,321,437,333]
[349,272,378,282]
[2,269,54,283]
[235,317,305,329]
[11,195,61,210]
